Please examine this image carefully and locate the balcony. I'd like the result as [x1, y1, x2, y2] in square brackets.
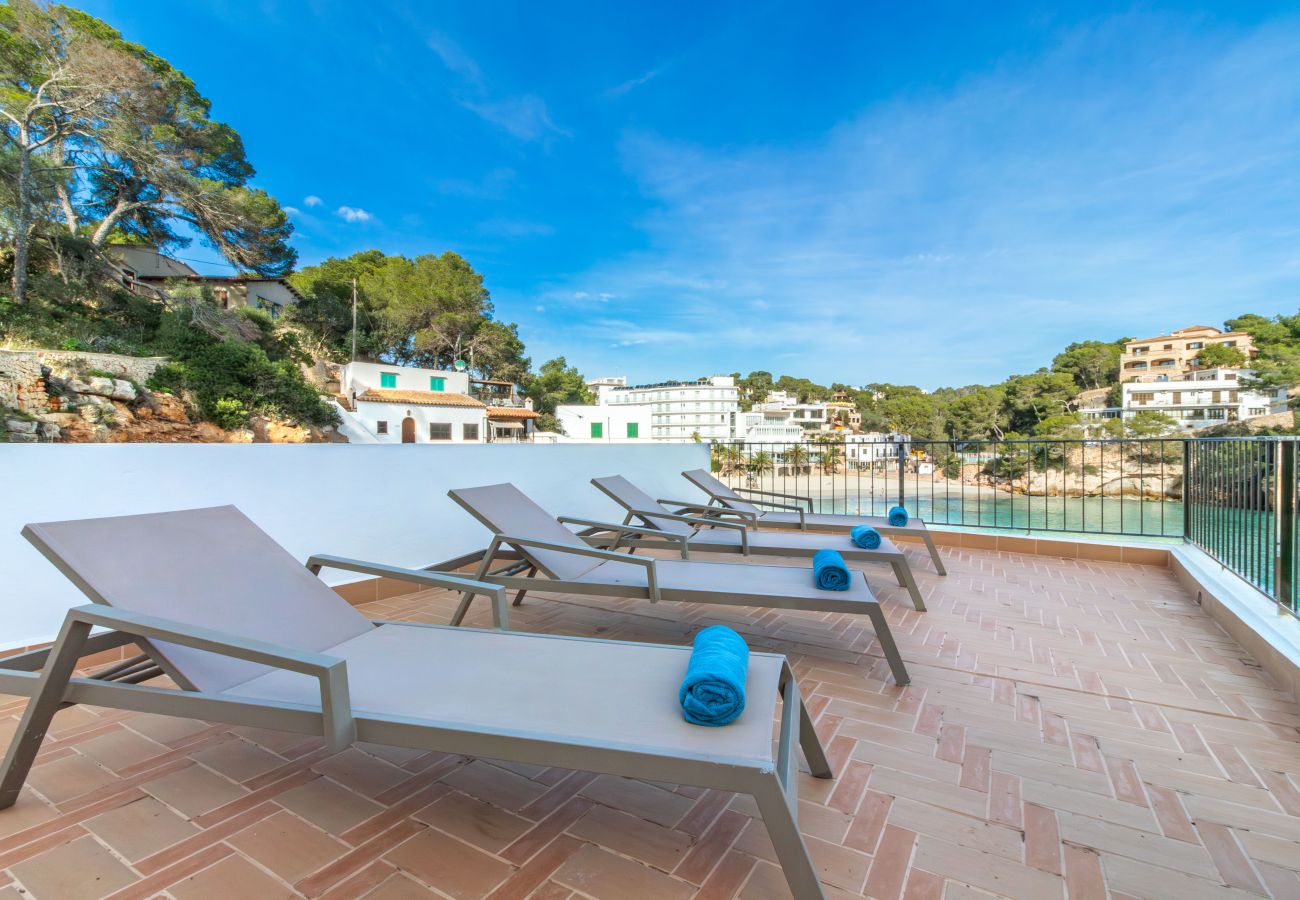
[0, 440, 1296, 898]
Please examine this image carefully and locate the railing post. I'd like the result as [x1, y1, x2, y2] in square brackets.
[1182, 439, 1192, 542]
[896, 440, 906, 509]
[1275, 440, 1295, 615]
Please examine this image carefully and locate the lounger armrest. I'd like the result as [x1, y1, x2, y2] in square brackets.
[629, 509, 750, 554]
[306, 555, 510, 630]
[732, 495, 807, 514]
[657, 500, 760, 526]
[65, 605, 355, 750]
[557, 516, 691, 558]
[734, 486, 815, 512]
[495, 534, 660, 602]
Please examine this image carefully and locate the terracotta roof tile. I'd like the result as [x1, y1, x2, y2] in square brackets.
[356, 389, 485, 408]
[485, 407, 540, 420]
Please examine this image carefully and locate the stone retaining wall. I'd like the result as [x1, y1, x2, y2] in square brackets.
[0, 351, 47, 414]
[10, 349, 169, 383]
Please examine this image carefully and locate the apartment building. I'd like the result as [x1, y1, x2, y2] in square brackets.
[1121, 367, 1280, 430]
[753, 391, 833, 434]
[600, 376, 740, 442]
[1120, 325, 1255, 383]
[736, 409, 805, 443]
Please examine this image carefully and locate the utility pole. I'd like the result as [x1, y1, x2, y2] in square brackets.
[350, 278, 358, 363]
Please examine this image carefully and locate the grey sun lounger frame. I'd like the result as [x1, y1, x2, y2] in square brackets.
[0, 506, 837, 900]
[681, 468, 948, 575]
[446, 484, 909, 685]
[589, 475, 925, 611]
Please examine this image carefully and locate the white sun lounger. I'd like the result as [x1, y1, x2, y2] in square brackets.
[682, 468, 948, 575]
[589, 475, 925, 611]
[447, 483, 910, 685]
[0, 505, 837, 899]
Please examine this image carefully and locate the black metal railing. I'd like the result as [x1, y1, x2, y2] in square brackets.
[709, 437, 1298, 616]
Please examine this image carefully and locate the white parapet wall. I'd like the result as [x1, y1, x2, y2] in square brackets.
[0, 442, 710, 649]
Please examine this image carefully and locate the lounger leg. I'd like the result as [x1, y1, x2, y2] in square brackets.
[891, 560, 926, 613]
[511, 566, 538, 607]
[0, 616, 90, 809]
[920, 529, 947, 576]
[865, 604, 910, 685]
[751, 775, 826, 900]
[780, 667, 833, 779]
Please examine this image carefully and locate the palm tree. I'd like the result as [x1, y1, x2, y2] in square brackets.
[820, 445, 843, 475]
[749, 451, 774, 478]
[713, 445, 745, 477]
[784, 444, 810, 474]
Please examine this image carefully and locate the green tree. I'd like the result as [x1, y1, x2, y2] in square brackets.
[819, 445, 843, 474]
[944, 386, 1007, 439]
[0, 1, 295, 301]
[1195, 342, 1247, 369]
[523, 357, 591, 419]
[1002, 371, 1078, 432]
[878, 392, 941, 438]
[286, 250, 386, 357]
[1124, 410, 1179, 437]
[1051, 339, 1124, 389]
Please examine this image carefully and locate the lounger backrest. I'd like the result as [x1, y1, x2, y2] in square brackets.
[448, 484, 607, 580]
[681, 469, 761, 515]
[591, 476, 694, 536]
[23, 506, 373, 694]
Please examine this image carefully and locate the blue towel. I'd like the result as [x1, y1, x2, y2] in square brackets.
[812, 548, 852, 591]
[850, 525, 882, 549]
[679, 625, 749, 726]
[888, 505, 910, 527]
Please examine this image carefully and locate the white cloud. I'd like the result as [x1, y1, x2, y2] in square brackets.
[553, 14, 1300, 387]
[606, 67, 662, 99]
[283, 206, 300, 216]
[337, 206, 372, 223]
[427, 30, 565, 141]
[535, 305, 546, 313]
[304, 195, 323, 208]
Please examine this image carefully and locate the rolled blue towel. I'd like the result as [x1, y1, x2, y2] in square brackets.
[850, 525, 882, 549]
[812, 548, 852, 591]
[679, 625, 749, 726]
[888, 505, 910, 527]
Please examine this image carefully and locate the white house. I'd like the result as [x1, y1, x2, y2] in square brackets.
[600, 376, 740, 442]
[737, 409, 805, 443]
[340, 362, 487, 444]
[752, 392, 833, 434]
[844, 432, 911, 468]
[555, 404, 653, 442]
[1121, 368, 1281, 431]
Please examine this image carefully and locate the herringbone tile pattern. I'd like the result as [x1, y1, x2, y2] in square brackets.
[0, 544, 1296, 899]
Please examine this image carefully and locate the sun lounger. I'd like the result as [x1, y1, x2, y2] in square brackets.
[681, 468, 948, 575]
[0, 505, 838, 899]
[446, 484, 909, 685]
[589, 474, 925, 611]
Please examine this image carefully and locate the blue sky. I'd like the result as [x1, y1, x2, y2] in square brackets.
[74, 1, 1300, 388]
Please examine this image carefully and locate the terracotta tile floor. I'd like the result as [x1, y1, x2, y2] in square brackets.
[1, 544, 1298, 899]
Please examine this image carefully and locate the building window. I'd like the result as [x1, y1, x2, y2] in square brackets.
[1131, 392, 1155, 402]
[380, 373, 398, 389]
[1188, 342, 1204, 349]
[1208, 408, 1226, 419]
[463, 423, 479, 441]
[376, 421, 388, 434]
[1163, 344, 1173, 350]
[429, 423, 452, 440]
[430, 377, 445, 391]
[626, 422, 639, 438]
[591, 422, 603, 439]
[214, 288, 230, 309]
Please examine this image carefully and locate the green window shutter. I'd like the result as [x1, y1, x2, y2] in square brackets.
[430, 377, 445, 391]
[626, 422, 639, 438]
[380, 373, 397, 389]
[591, 422, 603, 439]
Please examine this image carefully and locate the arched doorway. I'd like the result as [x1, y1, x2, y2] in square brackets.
[401, 416, 416, 443]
